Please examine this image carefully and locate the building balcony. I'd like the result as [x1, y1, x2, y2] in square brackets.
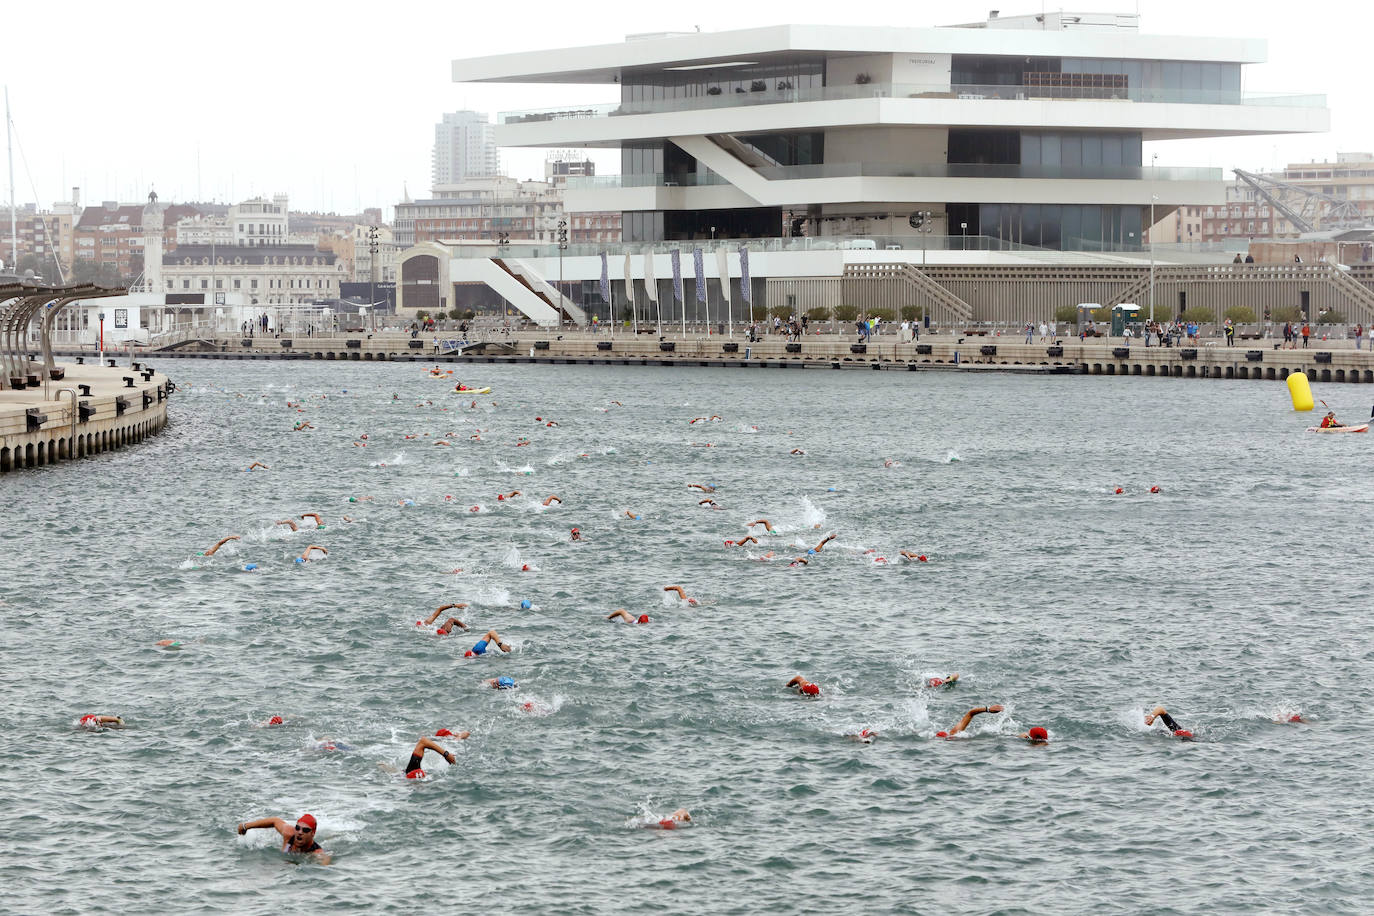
[494, 83, 1327, 146]
[499, 83, 1323, 125]
[563, 162, 1224, 213]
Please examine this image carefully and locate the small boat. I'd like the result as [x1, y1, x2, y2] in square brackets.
[454, 386, 492, 394]
[1305, 424, 1369, 433]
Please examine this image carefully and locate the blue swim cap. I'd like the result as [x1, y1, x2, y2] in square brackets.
[294, 557, 305, 564]
[807, 548, 816, 555]
[827, 487, 836, 492]
[497, 676, 515, 688]
[520, 599, 532, 609]
[243, 563, 258, 571]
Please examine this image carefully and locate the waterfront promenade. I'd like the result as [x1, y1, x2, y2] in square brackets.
[65, 326, 1374, 385]
[0, 360, 171, 472]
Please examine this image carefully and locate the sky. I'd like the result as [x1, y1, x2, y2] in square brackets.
[2, 0, 1368, 218]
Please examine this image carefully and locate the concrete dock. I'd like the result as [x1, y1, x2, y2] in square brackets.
[0, 361, 171, 473]
[76, 330, 1374, 385]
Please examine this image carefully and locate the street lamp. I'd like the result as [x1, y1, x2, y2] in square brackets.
[960, 221, 968, 251]
[557, 217, 568, 326]
[366, 225, 379, 332]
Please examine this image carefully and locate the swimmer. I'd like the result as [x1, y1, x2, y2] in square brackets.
[790, 448, 806, 456]
[298, 545, 328, 562]
[725, 536, 758, 547]
[200, 535, 240, 557]
[747, 520, 774, 533]
[497, 490, 521, 501]
[786, 675, 821, 696]
[844, 728, 878, 744]
[275, 519, 299, 532]
[610, 401, 623, 407]
[300, 512, 323, 527]
[542, 495, 562, 506]
[787, 556, 809, 567]
[263, 715, 285, 727]
[607, 609, 651, 624]
[247, 462, 269, 471]
[687, 484, 716, 494]
[900, 551, 929, 562]
[155, 639, 183, 649]
[698, 499, 722, 510]
[419, 602, 469, 635]
[935, 705, 1004, 738]
[1144, 705, 1194, 739]
[237, 813, 330, 864]
[433, 440, 451, 447]
[399, 735, 461, 779]
[813, 533, 837, 553]
[624, 510, 642, 520]
[1019, 726, 1050, 745]
[78, 714, 124, 729]
[570, 527, 583, 542]
[663, 585, 699, 606]
[352, 440, 367, 447]
[544, 420, 558, 427]
[292, 421, 314, 431]
[341, 515, 354, 523]
[926, 673, 960, 689]
[464, 630, 511, 657]
[650, 808, 692, 829]
[487, 676, 517, 689]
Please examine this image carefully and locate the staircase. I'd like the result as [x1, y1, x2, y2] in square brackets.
[843, 263, 974, 324]
[494, 258, 588, 326]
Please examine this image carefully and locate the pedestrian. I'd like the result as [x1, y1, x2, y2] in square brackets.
[1355, 324, 1364, 351]
[1224, 319, 1235, 347]
[1024, 322, 1033, 344]
[1039, 322, 1048, 342]
[1301, 323, 1311, 348]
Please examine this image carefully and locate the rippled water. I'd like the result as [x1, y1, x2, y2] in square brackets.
[4, 360, 1372, 914]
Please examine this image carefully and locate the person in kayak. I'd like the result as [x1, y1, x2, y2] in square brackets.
[1319, 411, 1345, 429]
[1145, 705, 1194, 739]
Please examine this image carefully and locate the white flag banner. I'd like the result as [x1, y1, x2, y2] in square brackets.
[715, 248, 731, 305]
[643, 251, 658, 303]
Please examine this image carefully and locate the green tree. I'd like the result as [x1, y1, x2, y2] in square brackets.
[1180, 306, 1215, 325]
[415, 310, 430, 321]
[868, 307, 895, 323]
[1317, 309, 1346, 325]
[1270, 305, 1302, 323]
[805, 307, 830, 322]
[768, 305, 792, 320]
[1054, 304, 1078, 323]
[1224, 306, 1256, 324]
[900, 304, 925, 322]
[834, 304, 859, 323]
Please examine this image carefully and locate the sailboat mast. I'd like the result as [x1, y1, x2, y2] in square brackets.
[5, 86, 16, 270]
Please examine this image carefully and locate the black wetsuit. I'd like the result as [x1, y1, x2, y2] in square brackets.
[406, 753, 424, 775]
[1157, 711, 1182, 733]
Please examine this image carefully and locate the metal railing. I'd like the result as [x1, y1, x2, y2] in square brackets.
[499, 83, 1325, 123]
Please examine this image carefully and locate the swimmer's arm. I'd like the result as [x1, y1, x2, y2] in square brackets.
[237, 817, 290, 839]
[606, 609, 635, 623]
[313, 851, 332, 865]
[203, 535, 240, 556]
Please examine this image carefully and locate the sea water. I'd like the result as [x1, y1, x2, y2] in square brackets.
[2, 360, 1371, 914]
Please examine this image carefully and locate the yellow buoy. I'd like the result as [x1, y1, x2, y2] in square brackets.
[1287, 371, 1314, 412]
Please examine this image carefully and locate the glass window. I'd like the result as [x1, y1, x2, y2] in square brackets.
[1124, 133, 1142, 166]
[1042, 134, 1061, 167]
[1062, 205, 1082, 249]
[1022, 133, 1041, 166]
[1040, 205, 1061, 249]
[1161, 62, 1181, 91]
[1082, 135, 1102, 168]
[1081, 205, 1102, 246]
[1102, 135, 1122, 167]
[1061, 135, 1082, 167]
[1021, 204, 1041, 247]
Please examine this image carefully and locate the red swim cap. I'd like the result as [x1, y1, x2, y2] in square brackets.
[406, 769, 425, 779]
[801, 683, 820, 696]
[521, 564, 529, 571]
[535, 417, 542, 422]
[1150, 486, 1160, 493]
[637, 614, 650, 624]
[918, 555, 927, 562]
[435, 728, 454, 737]
[1028, 727, 1049, 741]
[1173, 729, 1193, 739]
[1288, 714, 1303, 723]
[522, 702, 535, 711]
[936, 731, 949, 738]
[497, 494, 505, 501]
[268, 716, 284, 726]
[80, 715, 97, 725]
[928, 678, 944, 687]
[1114, 487, 1123, 494]
[470, 506, 479, 512]
[658, 819, 677, 830]
[464, 650, 475, 657]
[296, 814, 317, 830]
[860, 729, 872, 737]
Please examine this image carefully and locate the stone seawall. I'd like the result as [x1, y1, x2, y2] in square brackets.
[0, 363, 171, 473]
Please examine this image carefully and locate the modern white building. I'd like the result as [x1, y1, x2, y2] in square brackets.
[433, 111, 500, 190]
[230, 195, 290, 247]
[403, 11, 1330, 325]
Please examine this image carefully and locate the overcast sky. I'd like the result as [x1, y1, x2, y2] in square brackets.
[2, 0, 1366, 217]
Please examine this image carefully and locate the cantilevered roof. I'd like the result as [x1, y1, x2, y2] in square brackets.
[452, 23, 1266, 84]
